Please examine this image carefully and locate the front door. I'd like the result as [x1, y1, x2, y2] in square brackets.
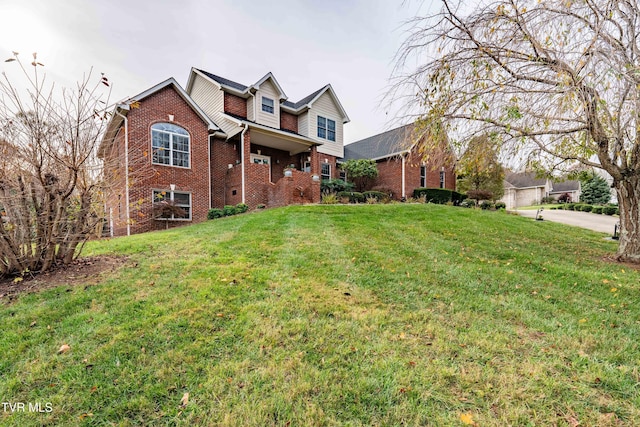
[250, 153, 271, 182]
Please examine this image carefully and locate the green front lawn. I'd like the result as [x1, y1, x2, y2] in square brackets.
[1, 204, 638, 426]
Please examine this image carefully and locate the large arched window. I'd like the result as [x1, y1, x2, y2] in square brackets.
[151, 123, 190, 168]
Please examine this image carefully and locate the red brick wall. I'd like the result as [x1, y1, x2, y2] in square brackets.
[370, 146, 456, 200]
[211, 137, 240, 208]
[224, 93, 247, 118]
[107, 85, 211, 236]
[280, 111, 298, 133]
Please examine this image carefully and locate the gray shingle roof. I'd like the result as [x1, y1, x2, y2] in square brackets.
[282, 86, 327, 109]
[197, 69, 248, 91]
[504, 172, 548, 188]
[551, 180, 580, 192]
[342, 124, 414, 161]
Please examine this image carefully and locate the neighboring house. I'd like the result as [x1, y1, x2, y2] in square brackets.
[500, 171, 581, 209]
[99, 70, 349, 236]
[341, 124, 456, 199]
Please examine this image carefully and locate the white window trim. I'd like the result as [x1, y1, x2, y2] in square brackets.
[151, 123, 191, 169]
[261, 96, 275, 114]
[420, 165, 427, 188]
[440, 170, 446, 189]
[152, 189, 192, 221]
[317, 115, 336, 142]
[321, 163, 331, 181]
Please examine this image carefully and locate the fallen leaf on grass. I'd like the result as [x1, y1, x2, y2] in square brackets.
[180, 392, 189, 407]
[58, 344, 70, 354]
[460, 413, 475, 425]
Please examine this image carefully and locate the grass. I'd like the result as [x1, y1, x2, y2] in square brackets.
[1, 204, 639, 426]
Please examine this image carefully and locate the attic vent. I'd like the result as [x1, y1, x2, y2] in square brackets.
[168, 114, 174, 122]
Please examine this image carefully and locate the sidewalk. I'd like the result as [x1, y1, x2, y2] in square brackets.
[515, 208, 619, 234]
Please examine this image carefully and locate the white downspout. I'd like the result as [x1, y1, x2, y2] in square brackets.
[115, 108, 131, 236]
[401, 154, 406, 199]
[240, 124, 248, 204]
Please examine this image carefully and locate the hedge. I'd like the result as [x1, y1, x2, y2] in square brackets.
[363, 191, 389, 202]
[412, 188, 466, 204]
[337, 191, 365, 203]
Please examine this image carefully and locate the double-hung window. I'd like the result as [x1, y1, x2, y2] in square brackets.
[321, 163, 331, 181]
[420, 166, 427, 188]
[262, 97, 274, 114]
[151, 123, 190, 168]
[153, 190, 191, 220]
[317, 116, 336, 142]
[439, 170, 446, 188]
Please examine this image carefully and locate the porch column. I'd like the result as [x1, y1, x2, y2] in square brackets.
[310, 145, 321, 203]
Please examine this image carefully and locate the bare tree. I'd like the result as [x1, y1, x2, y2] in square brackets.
[0, 52, 110, 277]
[389, 0, 640, 262]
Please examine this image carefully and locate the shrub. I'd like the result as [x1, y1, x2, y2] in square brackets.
[558, 192, 572, 203]
[363, 191, 389, 203]
[337, 191, 364, 203]
[257, 204, 266, 210]
[460, 200, 476, 208]
[467, 189, 494, 202]
[207, 208, 224, 219]
[580, 204, 593, 212]
[321, 178, 354, 194]
[223, 205, 237, 216]
[591, 206, 603, 214]
[494, 201, 506, 209]
[603, 205, 617, 215]
[321, 193, 339, 204]
[566, 203, 576, 211]
[541, 196, 555, 204]
[480, 201, 494, 210]
[235, 203, 249, 213]
[413, 188, 466, 204]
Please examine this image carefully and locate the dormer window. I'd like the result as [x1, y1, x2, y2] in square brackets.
[317, 116, 336, 142]
[262, 96, 274, 114]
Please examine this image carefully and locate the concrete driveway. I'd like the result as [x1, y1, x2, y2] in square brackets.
[515, 208, 619, 234]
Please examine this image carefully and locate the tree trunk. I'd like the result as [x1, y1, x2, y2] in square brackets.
[616, 176, 640, 263]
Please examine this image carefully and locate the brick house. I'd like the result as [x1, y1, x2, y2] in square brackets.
[99, 70, 349, 236]
[341, 124, 456, 199]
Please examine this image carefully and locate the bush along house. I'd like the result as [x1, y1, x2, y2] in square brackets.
[341, 124, 456, 200]
[99, 70, 350, 236]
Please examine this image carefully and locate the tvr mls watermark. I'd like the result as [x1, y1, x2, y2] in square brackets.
[2, 402, 53, 413]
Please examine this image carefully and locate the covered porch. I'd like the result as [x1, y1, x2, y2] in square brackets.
[224, 123, 322, 208]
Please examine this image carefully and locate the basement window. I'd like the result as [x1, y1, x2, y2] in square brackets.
[153, 190, 191, 221]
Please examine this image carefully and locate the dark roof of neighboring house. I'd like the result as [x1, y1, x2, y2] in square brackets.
[504, 171, 580, 191]
[504, 171, 548, 188]
[550, 180, 580, 192]
[196, 69, 249, 91]
[342, 124, 414, 161]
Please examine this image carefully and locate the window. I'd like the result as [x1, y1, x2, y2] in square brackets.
[321, 163, 331, 181]
[302, 161, 311, 173]
[440, 170, 446, 188]
[262, 97, 274, 114]
[317, 116, 336, 141]
[153, 190, 191, 220]
[151, 123, 190, 168]
[420, 166, 427, 188]
[339, 169, 347, 182]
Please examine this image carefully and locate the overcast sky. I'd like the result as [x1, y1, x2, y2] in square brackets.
[0, 0, 438, 143]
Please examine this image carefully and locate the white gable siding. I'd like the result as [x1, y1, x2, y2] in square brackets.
[255, 80, 280, 129]
[189, 74, 241, 137]
[247, 93, 255, 121]
[298, 112, 309, 137]
[190, 74, 223, 118]
[310, 92, 343, 158]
